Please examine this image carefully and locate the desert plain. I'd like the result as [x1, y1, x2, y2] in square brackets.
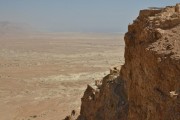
[0, 33, 124, 120]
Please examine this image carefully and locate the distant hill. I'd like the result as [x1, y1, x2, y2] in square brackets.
[0, 21, 34, 37]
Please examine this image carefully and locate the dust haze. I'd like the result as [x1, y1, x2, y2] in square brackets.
[0, 22, 124, 120]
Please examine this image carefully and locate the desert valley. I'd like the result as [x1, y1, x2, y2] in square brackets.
[0, 1, 180, 120]
[0, 33, 124, 120]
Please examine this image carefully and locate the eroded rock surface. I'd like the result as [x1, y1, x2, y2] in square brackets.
[64, 4, 180, 120]
[121, 3, 180, 120]
[77, 67, 128, 120]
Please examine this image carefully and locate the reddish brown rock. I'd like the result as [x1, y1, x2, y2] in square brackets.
[121, 4, 180, 120]
[77, 73, 128, 120]
[64, 4, 180, 120]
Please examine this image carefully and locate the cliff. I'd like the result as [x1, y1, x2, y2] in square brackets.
[121, 3, 180, 120]
[64, 4, 180, 120]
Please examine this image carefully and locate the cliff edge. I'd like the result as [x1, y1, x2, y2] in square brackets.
[64, 4, 180, 120]
[121, 3, 180, 120]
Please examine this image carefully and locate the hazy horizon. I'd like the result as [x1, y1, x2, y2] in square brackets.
[0, 0, 179, 33]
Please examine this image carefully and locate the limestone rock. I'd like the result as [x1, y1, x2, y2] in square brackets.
[121, 3, 180, 120]
[77, 74, 128, 120]
[63, 3, 180, 120]
[175, 3, 180, 12]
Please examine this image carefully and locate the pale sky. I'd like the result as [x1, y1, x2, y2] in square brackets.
[0, 0, 179, 33]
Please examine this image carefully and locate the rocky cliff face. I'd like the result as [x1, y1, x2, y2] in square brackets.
[121, 3, 180, 120]
[77, 68, 128, 120]
[64, 4, 180, 120]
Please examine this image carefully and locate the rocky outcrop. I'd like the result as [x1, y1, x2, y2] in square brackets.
[63, 110, 77, 120]
[77, 67, 128, 120]
[121, 3, 180, 120]
[64, 4, 180, 120]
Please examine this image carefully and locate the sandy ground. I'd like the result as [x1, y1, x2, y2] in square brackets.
[0, 33, 124, 120]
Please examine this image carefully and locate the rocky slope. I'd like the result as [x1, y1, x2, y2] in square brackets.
[121, 3, 180, 120]
[64, 4, 180, 120]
